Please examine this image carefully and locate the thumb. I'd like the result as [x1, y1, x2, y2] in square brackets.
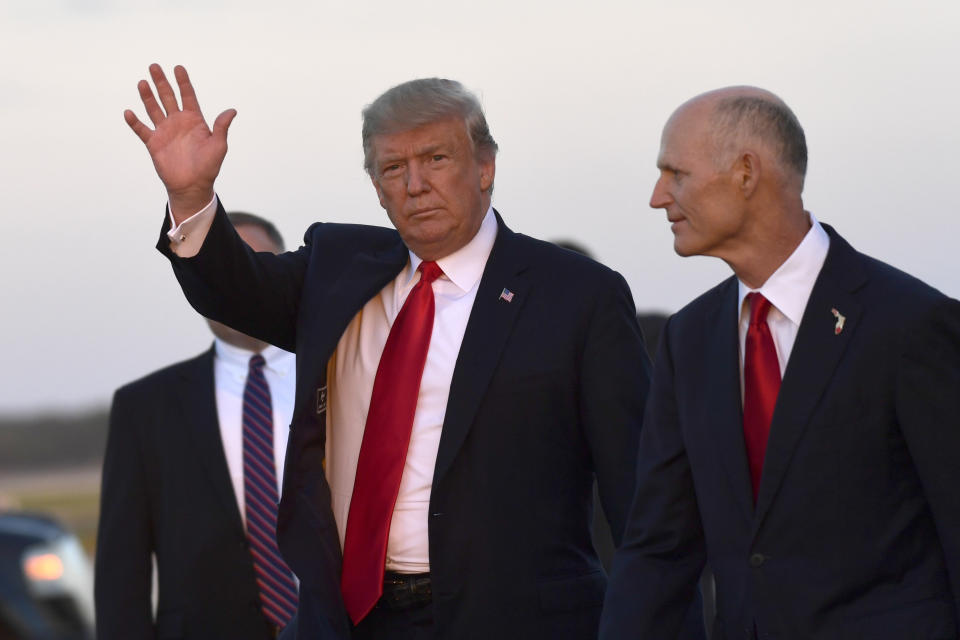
[212, 108, 237, 141]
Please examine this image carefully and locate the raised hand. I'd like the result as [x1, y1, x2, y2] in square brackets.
[125, 64, 237, 221]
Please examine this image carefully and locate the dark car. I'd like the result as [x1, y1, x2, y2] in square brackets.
[0, 511, 94, 640]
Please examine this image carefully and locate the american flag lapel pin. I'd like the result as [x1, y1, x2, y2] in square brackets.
[499, 288, 515, 303]
[831, 308, 846, 335]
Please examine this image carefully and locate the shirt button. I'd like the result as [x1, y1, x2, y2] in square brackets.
[749, 553, 766, 568]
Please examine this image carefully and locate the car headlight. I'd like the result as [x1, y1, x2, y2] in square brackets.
[23, 551, 65, 582]
[21, 534, 95, 627]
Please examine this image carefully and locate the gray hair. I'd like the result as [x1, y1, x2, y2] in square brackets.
[712, 95, 807, 187]
[227, 211, 285, 252]
[361, 78, 498, 175]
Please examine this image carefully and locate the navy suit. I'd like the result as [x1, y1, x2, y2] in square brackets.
[96, 348, 277, 639]
[159, 203, 652, 639]
[600, 226, 960, 639]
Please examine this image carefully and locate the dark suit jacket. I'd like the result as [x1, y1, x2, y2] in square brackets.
[158, 203, 652, 639]
[600, 226, 960, 640]
[95, 348, 276, 639]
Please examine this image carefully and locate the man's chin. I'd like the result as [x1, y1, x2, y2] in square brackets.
[402, 222, 457, 257]
[673, 237, 695, 258]
[405, 235, 450, 262]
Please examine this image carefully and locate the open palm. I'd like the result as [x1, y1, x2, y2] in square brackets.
[125, 64, 236, 218]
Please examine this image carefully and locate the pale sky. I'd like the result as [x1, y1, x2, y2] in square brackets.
[1, 0, 958, 413]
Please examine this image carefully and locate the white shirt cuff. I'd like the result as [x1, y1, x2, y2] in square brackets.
[166, 194, 219, 258]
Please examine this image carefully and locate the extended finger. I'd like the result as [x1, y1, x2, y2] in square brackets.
[124, 109, 153, 145]
[212, 108, 238, 141]
[137, 79, 166, 126]
[149, 63, 181, 115]
[174, 65, 203, 115]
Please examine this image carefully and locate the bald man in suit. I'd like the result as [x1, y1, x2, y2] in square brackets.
[601, 87, 960, 639]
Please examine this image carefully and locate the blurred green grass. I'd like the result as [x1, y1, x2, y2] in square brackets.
[3, 468, 101, 555]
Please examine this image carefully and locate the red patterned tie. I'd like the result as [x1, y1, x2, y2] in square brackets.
[742, 293, 781, 502]
[340, 261, 443, 624]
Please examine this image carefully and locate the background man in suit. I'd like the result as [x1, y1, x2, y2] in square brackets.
[600, 86, 960, 639]
[95, 212, 299, 639]
[122, 65, 657, 639]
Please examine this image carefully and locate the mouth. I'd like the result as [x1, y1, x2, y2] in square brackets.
[409, 207, 442, 218]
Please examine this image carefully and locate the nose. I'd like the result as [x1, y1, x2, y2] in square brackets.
[405, 161, 430, 196]
[649, 175, 671, 209]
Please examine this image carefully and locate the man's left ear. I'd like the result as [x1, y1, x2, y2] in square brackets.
[480, 157, 496, 193]
[737, 151, 760, 198]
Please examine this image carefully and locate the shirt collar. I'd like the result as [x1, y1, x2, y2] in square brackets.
[213, 337, 295, 377]
[405, 206, 497, 294]
[737, 211, 831, 326]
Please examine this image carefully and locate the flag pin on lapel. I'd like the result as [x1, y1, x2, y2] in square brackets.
[499, 288, 515, 303]
[831, 308, 846, 335]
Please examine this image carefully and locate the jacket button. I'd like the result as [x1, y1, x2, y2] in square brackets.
[749, 553, 766, 568]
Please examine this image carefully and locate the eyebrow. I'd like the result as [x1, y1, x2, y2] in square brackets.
[378, 142, 451, 166]
[413, 142, 450, 157]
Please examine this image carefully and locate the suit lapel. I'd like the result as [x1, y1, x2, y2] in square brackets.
[705, 279, 756, 521]
[316, 240, 409, 357]
[433, 215, 528, 482]
[296, 238, 409, 419]
[179, 347, 245, 535]
[752, 227, 867, 528]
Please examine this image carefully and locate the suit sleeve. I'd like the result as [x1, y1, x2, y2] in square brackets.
[579, 271, 651, 543]
[896, 295, 960, 616]
[599, 317, 707, 639]
[94, 387, 156, 640]
[156, 199, 310, 352]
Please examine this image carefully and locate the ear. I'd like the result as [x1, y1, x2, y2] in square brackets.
[735, 151, 761, 198]
[478, 155, 496, 193]
[370, 173, 388, 210]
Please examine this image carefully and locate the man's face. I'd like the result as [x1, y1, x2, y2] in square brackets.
[369, 118, 495, 261]
[649, 104, 745, 260]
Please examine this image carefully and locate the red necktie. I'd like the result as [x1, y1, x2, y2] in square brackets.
[340, 261, 443, 624]
[742, 293, 781, 502]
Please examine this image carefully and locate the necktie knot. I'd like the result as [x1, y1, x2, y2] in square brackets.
[418, 261, 443, 285]
[747, 292, 773, 327]
[249, 353, 266, 372]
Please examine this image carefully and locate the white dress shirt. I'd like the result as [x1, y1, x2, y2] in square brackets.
[212, 337, 296, 525]
[168, 197, 497, 573]
[737, 212, 831, 386]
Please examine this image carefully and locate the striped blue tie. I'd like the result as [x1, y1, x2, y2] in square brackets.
[242, 354, 298, 627]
